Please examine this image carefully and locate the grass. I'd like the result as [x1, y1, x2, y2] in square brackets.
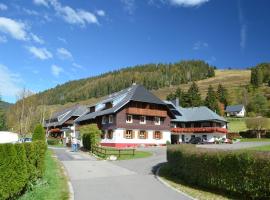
[246, 145, 270, 151]
[240, 138, 270, 142]
[159, 164, 232, 200]
[19, 150, 69, 200]
[227, 118, 247, 132]
[93, 147, 152, 160]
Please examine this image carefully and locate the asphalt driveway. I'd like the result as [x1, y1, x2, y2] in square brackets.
[52, 147, 192, 200]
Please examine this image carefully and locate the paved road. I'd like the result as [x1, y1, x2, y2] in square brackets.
[197, 142, 270, 150]
[52, 147, 192, 200]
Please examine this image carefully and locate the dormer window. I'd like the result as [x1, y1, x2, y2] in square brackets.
[154, 117, 160, 125]
[140, 116, 146, 124]
[109, 115, 113, 123]
[126, 115, 133, 123]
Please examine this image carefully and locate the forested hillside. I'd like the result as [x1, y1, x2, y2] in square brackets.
[0, 101, 12, 110]
[33, 60, 215, 105]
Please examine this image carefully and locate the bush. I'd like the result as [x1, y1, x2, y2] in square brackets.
[80, 124, 101, 151]
[0, 141, 47, 200]
[227, 132, 241, 140]
[167, 144, 270, 199]
[32, 123, 46, 141]
[47, 138, 60, 145]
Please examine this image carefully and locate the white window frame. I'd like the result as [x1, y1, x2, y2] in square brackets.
[140, 116, 146, 124]
[109, 115, 113, 124]
[102, 116, 106, 124]
[154, 117, 160, 125]
[126, 115, 133, 123]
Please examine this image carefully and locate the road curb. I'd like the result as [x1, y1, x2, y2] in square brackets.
[155, 166, 196, 200]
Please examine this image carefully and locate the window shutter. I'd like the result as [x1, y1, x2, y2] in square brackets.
[160, 132, 163, 139]
[153, 132, 155, 139]
[132, 131, 135, 139]
[124, 130, 126, 139]
[145, 131, 148, 139]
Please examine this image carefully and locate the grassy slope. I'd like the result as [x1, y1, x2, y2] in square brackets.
[227, 118, 248, 132]
[45, 70, 251, 114]
[19, 150, 69, 200]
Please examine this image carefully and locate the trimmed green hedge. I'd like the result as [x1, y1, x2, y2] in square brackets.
[167, 145, 270, 199]
[47, 138, 61, 145]
[0, 141, 47, 200]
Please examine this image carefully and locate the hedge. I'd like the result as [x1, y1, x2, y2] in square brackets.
[80, 124, 101, 151]
[47, 138, 61, 146]
[0, 141, 47, 200]
[167, 145, 270, 199]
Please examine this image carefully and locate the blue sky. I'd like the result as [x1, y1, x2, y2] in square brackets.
[0, 0, 269, 103]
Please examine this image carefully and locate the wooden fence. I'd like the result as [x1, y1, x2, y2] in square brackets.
[92, 146, 135, 158]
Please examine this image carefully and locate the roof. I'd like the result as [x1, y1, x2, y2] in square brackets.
[164, 100, 227, 123]
[45, 105, 88, 127]
[76, 84, 166, 123]
[225, 104, 244, 113]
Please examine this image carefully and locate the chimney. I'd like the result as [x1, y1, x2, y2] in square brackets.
[172, 98, 179, 107]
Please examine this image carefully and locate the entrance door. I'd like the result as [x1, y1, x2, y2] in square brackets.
[181, 135, 185, 143]
[171, 135, 179, 144]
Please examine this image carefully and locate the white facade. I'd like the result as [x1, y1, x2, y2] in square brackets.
[101, 129, 171, 147]
[227, 107, 246, 118]
[0, 132, 19, 144]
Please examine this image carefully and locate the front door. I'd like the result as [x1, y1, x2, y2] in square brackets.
[181, 135, 185, 143]
[171, 135, 179, 144]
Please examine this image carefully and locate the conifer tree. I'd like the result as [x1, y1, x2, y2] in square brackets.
[0, 95, 6, 131]
[186, 82, 202, 107]
[217, 84, 229, 107]
[205, 85, 221, 114]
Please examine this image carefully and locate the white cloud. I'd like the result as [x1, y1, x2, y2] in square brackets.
[57, 37, 67, 44]
[57, 47, 73, 60]
[193, 41, 208, 50]
[51, 64, 63, 77]
[23, 8, 39, 16]
[121, 0, 136, 14]
[31, 33, 45, 44]
[0, 3, 8, 11]
[72, 62, 83, 69]
[0, 64, 22, 98]
[0, 17, 28, 41]
[169, 0, 209, 7]
[96, 10, 105, 17]
[26, 46, 53, 60]
[33, 0, 49, 7]
[0, 35, 7, 43]
[34, 0, 99, 26]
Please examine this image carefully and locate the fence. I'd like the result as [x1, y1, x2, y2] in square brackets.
[92, 146, 135, 158]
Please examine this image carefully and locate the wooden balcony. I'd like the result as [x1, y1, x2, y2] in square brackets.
[126, 107, 167, 117]
[171, 127, 228, 134]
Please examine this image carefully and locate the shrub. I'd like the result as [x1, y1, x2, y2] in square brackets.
[0, 141, 47, 200]
[167, 145, 270, 199]
[227, 132, 241, 140]
[32, 123, 46, 141]
[47, 138, 60, 145]
[80, 124, 101, 151]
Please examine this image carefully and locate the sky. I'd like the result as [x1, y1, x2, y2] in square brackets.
[0, 0, 269, 103]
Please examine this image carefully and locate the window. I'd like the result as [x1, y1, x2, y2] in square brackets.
[154, 117, 160, 125]
[109, 115, 113, 123]
[125, 130, 133, 139]
[154, 131, 162, 140]
[102, 116, 107, 124]
[107, 130, 113, 139]
[139, 130, 147, 139]
[101, 131, 106, 139]
[140, 116, 146, 124]
[126, 115, 133, 123]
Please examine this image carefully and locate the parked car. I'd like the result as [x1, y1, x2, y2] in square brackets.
[18, 137, 32, 143]
[189, 137, 202, 144]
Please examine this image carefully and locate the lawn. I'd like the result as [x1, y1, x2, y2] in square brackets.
[19, 150, 69, 200]
[158, 164, 231, 200]
[240, 138, 270, 142]
[227, 118, 247, 132]
[93, 147, 152, 160]
[247, 145, 270, 151]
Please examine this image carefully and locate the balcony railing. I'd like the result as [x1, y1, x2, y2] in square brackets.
[171, 127, 228, 134]
[126, 107, 167, 117]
